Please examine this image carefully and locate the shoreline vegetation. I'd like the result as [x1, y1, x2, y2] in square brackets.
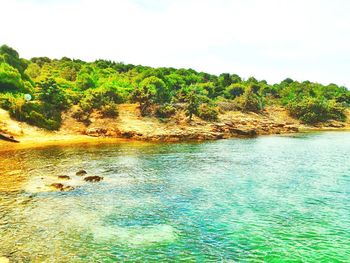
[0, 44, 350, 148]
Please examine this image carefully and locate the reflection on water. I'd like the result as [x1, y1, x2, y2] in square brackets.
[1, 132, 350, 262]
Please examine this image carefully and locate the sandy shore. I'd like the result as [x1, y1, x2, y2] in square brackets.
[0, 134, 136, 152]
[2, 128, 350, 153]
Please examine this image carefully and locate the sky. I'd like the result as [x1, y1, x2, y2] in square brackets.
[1, 0, 350, 87]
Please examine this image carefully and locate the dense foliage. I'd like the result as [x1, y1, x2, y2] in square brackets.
[287, 98, 346, 124]
[0, 44, 349, 129]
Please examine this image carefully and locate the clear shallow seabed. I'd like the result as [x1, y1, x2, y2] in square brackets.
[0, 132, 350, 262]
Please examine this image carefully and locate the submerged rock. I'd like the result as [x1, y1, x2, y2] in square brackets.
[84, 176, 104, 182]
[58, 175, 71, 180]
[231, 128, 257, 136]
[49, 183, 74, 192]
[76, 170, 87, 176]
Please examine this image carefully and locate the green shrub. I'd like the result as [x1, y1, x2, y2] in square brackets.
[76, 73, 95, 90]
[72, 107, 91, 124]
[155, 104, 176, 118]
[234, 86, 261, 112]
[82, 85, 125, 111]
[100, 101, 119, 118]
[0, 63, 25, 91]
[224, 84, 245, 99]
[78, 95, 94, 113]
[5, 98, 61, 130]
[287, 97, 346, 124]
[327, 100, 347, 121]
[38, 78, 69, 111]
[27, 111, 60, 130]
[197, 103, 219, 121]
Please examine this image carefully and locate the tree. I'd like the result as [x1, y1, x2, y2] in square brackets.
[0, 63, 24, 91]
[185, 89, 200, 121]
[218, 73, 232, 88]
[38, 78, 68, 111]
[132, 79, 157, 115]
[287, 97, 346, 124]
[224, 83, 245, 99]
[76, 73, 95, 90]
[197, 103, 219, 121]
[234, 86, 261, 112]
[183, 85, 208, 120]
[132, 76, 169, 115]
[31, 57, 52, 67]
[25, 63, 41, 79]
[230, 74, 242, 84]
[0, 45, 28, 76]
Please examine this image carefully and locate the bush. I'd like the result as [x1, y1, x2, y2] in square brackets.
[72, 107, 91, 124]
[85, 86, 125, 109]
[234, 87, 261, 112]
[197, 103, 219, 121]
[76, 73, 95, 90]
[224, 84, 245, 99]
[27, 111, 60, 130]
[287, 97, 346, 124]
[217, 101, 236, 112]
[5, 98, 61, 130]
[38, 78, 69, 111]
[155, 104, 176, 118]
[0, 63, 25, 91]
[77, 93, 95, 113]
[100, 101, 119, 118]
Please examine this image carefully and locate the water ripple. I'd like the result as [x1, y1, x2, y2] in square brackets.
[0, 132, 350, 262]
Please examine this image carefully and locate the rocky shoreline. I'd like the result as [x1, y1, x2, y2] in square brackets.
[84, 119, 300, 141]
[77, 104, 307, 142]
[1, 105, 350, 147]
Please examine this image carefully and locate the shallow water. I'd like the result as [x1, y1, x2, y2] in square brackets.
[0, 132, 350, 262]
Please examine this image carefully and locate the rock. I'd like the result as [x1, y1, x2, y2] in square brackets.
[106, 128, 121, 137]
[275, 123, 286, 128]
[224, 121, 234, 127]
[121, 131, 138, 138]
[84, 176, 104, 182]
[212, 124, 226, 133]
[285, 125, 299, 132]
[62, 186, 75, 192]
[86, 127, 107, 137]
[326, 120, 345, 128]
[76, 170, 87, 176]
[50, 183, 64, 190]
[231, 128, 257, 136]
[58, 175, 71, 180]
[49, 183, 74, 192]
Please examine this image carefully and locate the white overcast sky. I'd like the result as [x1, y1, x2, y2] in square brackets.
[1, 0, 350, 87]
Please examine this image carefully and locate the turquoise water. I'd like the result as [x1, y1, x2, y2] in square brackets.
[0, 132, 350, 262]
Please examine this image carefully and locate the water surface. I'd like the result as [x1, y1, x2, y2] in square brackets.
[1, 132, 350, 262]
